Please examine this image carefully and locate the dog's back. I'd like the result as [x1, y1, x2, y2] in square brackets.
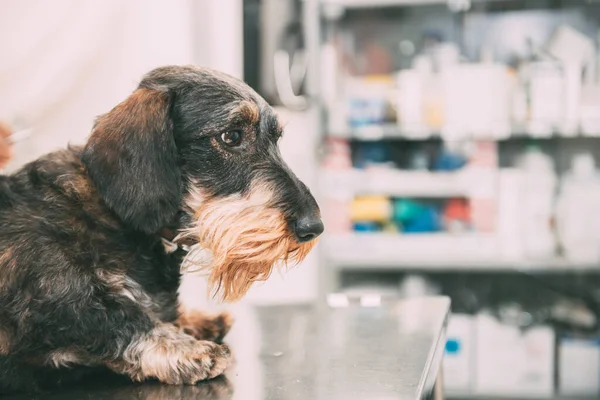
[0, 174, 14, 211]
[0, 149, 103, 392]
[0, 175, 22, 391]
[0, 149, 130, 393]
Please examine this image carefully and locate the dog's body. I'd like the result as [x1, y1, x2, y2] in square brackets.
[0, 147, 186, 391]
[0, 66, 322, 393]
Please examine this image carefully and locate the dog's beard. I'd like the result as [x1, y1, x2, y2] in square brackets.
[177, 184, 317, 302]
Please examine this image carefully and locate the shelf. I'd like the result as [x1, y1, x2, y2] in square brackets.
[320, 0, 561, 10]
[331, 124, 425, 141]
[323, 0, 446, 8]
[320, 168, 495, 198]
[447, 395, 598, 400]
[328, 124, 600, 141]
[323, 234, 600, 272]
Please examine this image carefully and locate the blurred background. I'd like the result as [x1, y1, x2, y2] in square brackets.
[3, 0, 600, 398]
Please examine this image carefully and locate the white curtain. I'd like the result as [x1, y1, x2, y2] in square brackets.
[1, 0, 321, 306]
[0, 0, 194, 171]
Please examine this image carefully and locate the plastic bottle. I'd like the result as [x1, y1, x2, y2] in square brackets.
[517, 144, 557, 259]
[556, 153, 600, 263]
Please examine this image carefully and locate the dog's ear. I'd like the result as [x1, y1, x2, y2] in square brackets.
[82, 88, 181, 234]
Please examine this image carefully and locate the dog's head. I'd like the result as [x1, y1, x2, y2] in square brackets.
[82, 66, 323, 301]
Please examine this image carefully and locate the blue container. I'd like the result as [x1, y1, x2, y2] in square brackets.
[354, 142, 390, 168]
[393, 199, 426, 222]
[401, 205, 441, 233]
[353, 221, 381, 233]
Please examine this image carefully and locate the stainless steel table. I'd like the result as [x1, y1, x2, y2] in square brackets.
[8, 296, 450, 400]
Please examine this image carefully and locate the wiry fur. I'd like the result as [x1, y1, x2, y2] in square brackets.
[0, 65, 323, 393]
[179, 183, 317, 301]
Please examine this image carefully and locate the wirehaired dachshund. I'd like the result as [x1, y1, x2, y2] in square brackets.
[0, 66, 323, 393]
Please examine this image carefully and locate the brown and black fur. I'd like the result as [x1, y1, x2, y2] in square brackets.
[0, 66, 323, 393]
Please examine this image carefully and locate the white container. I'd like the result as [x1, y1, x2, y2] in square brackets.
[527, 62, 563, 137]
[559, 337, 600, 396]
[517, 147, 557, 259]
[546, 26, 594, 136]
[396, 69, 427, 138]
[580, 84, 600, 136]
[561, 63, 583, 136]
[444, 314, 475, 395]
[547, 25, 595, 67]
[473, 314, 555, 398]
[442, 64, 511, 140]
[556, 153, 600, 263]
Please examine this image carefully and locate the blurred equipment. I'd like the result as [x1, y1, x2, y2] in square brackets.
[0, 122, 13, 170]
[244, 0, 308, 108]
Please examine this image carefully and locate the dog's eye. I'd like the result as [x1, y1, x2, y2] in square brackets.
[220, 131, 243, 147]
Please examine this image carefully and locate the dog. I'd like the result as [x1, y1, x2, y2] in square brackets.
[0, 65, 323, 393]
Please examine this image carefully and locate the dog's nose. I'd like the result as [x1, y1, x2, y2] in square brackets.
[293, 215, 324, 243]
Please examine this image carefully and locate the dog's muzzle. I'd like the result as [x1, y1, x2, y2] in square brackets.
[178, 182, 322, 302]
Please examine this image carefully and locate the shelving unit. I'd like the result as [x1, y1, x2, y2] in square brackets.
[304, 0, 600, 397]
[325, 233, 600, 271]
[321, 168, 493, 197]
[309, 0, 600, 285]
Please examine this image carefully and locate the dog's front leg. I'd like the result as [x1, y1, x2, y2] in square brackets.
[107, 323, 232, 384]
[35, 295, 232, 385]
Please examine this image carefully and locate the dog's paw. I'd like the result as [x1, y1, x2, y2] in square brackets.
[108, 327, 233, 385]
[169, 340, 232, 385]
[189, 341, 232, 383]
[178, 311, 234, 343]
